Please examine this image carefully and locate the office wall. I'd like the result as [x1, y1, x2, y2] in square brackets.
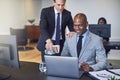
[66, 0, 120, 41]
[0, 0, 26, 35]
[0, 0, 42, 35]
[25, 0, 41, 25]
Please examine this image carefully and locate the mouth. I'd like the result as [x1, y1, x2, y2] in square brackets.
[76, 30, 80, 33]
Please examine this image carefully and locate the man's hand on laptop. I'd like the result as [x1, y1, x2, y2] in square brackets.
[80, 62, 93, 72]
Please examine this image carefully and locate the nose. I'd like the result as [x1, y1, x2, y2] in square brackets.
[59, 5, 64, 10]
[59, 6, 62, 10]
[74, 25, 80, 28]
[76, 26, 79, 29]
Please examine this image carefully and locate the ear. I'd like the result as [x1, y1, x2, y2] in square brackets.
[86, 21, 88, 27]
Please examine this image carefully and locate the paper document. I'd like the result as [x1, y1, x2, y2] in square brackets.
[109, 69, 120, 76]
[89, 69, 120, 80]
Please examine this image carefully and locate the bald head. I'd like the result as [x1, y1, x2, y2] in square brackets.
[73, 13, 88, 35]
[74, 13, 87, 23]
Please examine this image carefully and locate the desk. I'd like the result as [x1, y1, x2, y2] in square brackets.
[0, 61, 93, 80]
[104, 41, 120, 50]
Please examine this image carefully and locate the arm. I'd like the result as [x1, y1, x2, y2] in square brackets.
[90, 38, 107, 71]
[65, 12, 75, 37]
[40, 8, 53, 50]
[40, 8, 51, 42]
[67, 12, 74, 32]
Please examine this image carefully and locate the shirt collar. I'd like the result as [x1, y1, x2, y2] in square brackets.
[83, 30, 88, 38]
[54, 7, 61, 14]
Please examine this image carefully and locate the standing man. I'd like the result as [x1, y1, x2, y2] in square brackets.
[61, 13, 107, 72]
[37, 0, 74, 61]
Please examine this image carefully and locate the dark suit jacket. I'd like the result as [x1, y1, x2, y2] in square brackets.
[37, 6, 74, 53]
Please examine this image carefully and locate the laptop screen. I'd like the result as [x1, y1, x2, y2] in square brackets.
[45, 56, 84, 78]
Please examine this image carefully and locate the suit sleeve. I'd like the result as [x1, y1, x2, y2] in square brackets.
[37, 8, 51, 52]
[90, 38, 107, 71]
[67, 12, 74, 32]
[40, 8, 50, 42]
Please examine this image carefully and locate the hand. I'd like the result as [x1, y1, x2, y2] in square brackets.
[66, 31, 75, 37]
[45, 39, 53, 51]
[80, 62, 93, 72]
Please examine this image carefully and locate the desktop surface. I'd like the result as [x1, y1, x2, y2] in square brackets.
[104, 41, 120, 50]
[0, 61, 93, 80]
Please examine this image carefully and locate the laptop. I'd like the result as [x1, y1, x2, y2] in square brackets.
[45, 55, 84, 79]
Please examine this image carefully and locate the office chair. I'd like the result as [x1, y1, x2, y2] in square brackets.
[10, 27, 34, 51]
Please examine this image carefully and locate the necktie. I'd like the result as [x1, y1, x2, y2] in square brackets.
[55, 13, 60, 45]
[77, 36, 83, 57]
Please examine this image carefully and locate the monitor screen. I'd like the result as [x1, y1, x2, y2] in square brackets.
[0, 35, 20, 69]
[89, 24, 111, 38]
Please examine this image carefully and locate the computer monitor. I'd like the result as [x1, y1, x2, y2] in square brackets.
[0, 35, 20, 69]
[89, 24, 111, 38]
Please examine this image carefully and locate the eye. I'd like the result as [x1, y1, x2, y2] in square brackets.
[74, 24, 80, 26]
[57, 4, 60, 6]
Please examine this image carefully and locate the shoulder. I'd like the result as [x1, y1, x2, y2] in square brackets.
[88, 31, 102, 40]
[41, 6, 54, 12]
[62, 9, 71, 14]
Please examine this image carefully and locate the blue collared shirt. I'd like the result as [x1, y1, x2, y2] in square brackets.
[77, 30, 89, 47]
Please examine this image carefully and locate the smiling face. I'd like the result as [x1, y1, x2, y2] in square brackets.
[73, 13, 88, 35]
[53, 0, 66, 13]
